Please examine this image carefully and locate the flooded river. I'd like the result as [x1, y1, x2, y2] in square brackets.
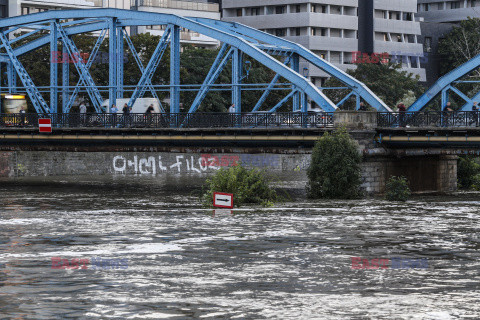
[0, 182, 479, 319]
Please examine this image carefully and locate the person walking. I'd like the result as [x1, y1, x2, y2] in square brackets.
[111, 104, 118, 128]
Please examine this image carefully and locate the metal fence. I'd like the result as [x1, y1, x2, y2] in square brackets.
[0, 112, 334, 129]
[377, 111, 480, 128]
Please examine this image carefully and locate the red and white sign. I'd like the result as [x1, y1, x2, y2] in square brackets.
[213, 192, 234, 209]
[38, 119, 52, 133]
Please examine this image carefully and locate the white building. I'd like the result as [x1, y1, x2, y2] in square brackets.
[135, 0, 220, 48]
[222, 0, 426, 84]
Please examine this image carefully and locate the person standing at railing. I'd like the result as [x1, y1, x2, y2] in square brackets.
[358, 102, 367, 111]
[228, 104, 235, 113]
[145, 104, 154, 127]
[79, 102, 87, 127]
[442, 102, 453, 127]
[472, 102, 479, 127]
[397, 103, 406, 127]
[122, 103, 131, 128]
[111, 104, 118, 128]
[19, 106, 26, 127]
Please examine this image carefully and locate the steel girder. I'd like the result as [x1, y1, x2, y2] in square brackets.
[0, 9, 390, 114]
[408, 53, 480, 112]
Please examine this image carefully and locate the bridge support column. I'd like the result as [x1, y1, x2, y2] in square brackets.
[50, 22, 58, 113]
[108, 18, 117, 113]
[62, 45, 69, 113]
[232, 48, 242, 113]
[361, 155, 458, 195]
[170, 25, 181, 114]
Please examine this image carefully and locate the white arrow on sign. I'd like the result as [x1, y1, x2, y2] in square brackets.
[213, 192, 233, 208]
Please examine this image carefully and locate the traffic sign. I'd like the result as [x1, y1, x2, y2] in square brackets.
[213, 192, 234, 209]
[38, 118, 52, 133]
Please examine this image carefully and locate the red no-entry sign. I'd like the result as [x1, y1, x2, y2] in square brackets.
[38, 118, 52, 133]
[213, 192, 234, 209]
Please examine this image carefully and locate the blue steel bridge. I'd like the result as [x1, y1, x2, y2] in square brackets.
[2, 9, 480, 150]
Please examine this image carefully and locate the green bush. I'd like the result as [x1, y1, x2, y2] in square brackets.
[202, 164, 280, 207]
[385, 176, 411, 202]
[458, 156, 480, 189]
[307, 127, 362, 199]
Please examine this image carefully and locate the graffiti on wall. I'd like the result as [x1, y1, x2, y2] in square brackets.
[112, 154, 283, 175]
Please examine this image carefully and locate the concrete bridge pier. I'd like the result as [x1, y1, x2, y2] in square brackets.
[335, 111, 458, 195]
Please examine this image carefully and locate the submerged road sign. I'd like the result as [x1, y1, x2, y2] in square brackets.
[213, 192, 234, 209]
[39, 119, 52, 133]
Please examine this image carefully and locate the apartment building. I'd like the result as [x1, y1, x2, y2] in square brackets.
[222, 0, 426, 85]
[417, 0, 480, 23]
[416, 0, 480, 84]
[135, 0, 221, 48]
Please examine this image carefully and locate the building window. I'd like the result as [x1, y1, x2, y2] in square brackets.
[275, 6, 286, 14]
[251, 7, 260, 16]
[295, 5, 301, 13]
[236, 9, 242, 17]
[321, 28, 327, 37]
[275, 28, 286, 37]
[311, 28, 317, 36]
[311, 4, 316, 13]
[451, 1, 462, 9]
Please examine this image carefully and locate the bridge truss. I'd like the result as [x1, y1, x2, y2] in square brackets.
[0, 9, 391, 115]
[408, 52, 480, 112]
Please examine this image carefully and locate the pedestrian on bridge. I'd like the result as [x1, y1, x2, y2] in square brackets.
[79, 102, 87, 126]
[111, 104, 118, 128]
[442, 102, 453, 127]
[228, 104, 236, 113]
[122, 103, 131, 128]
[472, 102, 479, 127]
[397, 103, 406, 127]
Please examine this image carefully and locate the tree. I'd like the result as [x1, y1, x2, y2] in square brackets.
[323, 62, 422, 109]
[438, 18, 480, 76]
[7, 32, 292, 113]
[307, 127, 362, 199]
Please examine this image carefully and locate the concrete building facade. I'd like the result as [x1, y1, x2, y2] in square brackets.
[135, 0, 220, 48]
[416, 0, 480, 85]
[222, 0, 426, 86]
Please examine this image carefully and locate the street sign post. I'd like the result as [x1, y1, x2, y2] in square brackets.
[213, 192, 234, 209]
[38, 119, 52, 133]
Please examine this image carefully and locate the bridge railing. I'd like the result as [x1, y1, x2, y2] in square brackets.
[0, 112, 334, 129]
[377, 111, 480, 128]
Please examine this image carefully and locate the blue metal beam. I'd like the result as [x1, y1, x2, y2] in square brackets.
[252, 56, 292, 112]
[66, 29, 107, 113]
[108, 18, 117, 112]
[187, 44, 231, 114]
[409, 53, 480, 112]
[56, 22, 103, 112]
[170, 25, 181, 114]
[268, 90, 297, 113]
[0, 31, 48, 113]
[122, 28, 164, 113]
[117, 26, 124, 99]
[128, 26, 171, 109]
[192, 17, 390, 112]
[50, 22, 58, 113]
[232, 48, 242, 113]
[62, 45, 69, 113]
